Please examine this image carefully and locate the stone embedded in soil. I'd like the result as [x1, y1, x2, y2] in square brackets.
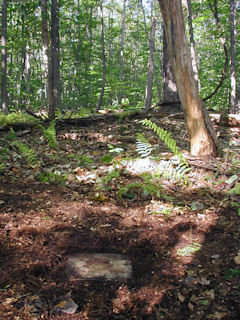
[66, 253, 132, 281]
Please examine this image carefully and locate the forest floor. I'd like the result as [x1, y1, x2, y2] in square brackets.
[0, 109, 240, 319]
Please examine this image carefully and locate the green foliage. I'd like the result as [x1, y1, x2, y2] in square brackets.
[141, 119, 188, 165]
[97, 166, 120, 191]
[101, 154, 113, 164]
[0, 112, 39, 128]
[37, 171, 66, 185]
[119, 173, 163, 200]
[77, 154, 94, 166]
[39, 120, 58, 149]
[138, 119, 190, 184]
[227, 183, 240, 195]
[136, 133, 154, 158]
[12, 140, 39, 167]
[223, 268, 240, 280]
[177, 242, 202, 257]
[155, 161, 191, 185]
[0, 163, 4, 175]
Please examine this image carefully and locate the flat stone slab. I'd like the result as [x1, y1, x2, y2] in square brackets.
[66, 253, 132, 281]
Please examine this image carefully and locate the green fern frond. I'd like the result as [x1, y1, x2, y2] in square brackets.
[39, 120, 57, 149]
[136, 133, 154, 158]
[12, 140, 39, 166]
[141, 119, 188, 166]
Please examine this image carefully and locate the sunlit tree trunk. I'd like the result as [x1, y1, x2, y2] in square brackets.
[145, 11, 156, 111]
[229, 0, 237, 113]
[119, 0, 127, 101]
[49, 0, 60, 120]
[41, 0, 53, 113]
[1, 0, 8, 114]
[158, 0, 218, 157]
[95, 1, 106, 112]
[186, 0, 201, 90]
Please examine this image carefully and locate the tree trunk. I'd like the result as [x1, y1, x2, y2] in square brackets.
[186, 0, 201, 90]
[140, 0, 161, 105]
[49, 0, 60, 120]
[41, 0, 54, 113]
[145, 15, 156, 111]
[119, 0, 127, 101]
[162, 28, 179, 102]
[229, 0, 237, 113]
[158, 0, 218, 157]
[95, 1, 106, 112]
[1, 0, 8, 114]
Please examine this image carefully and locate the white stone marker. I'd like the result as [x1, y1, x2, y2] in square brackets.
[66, 253, 132, 281]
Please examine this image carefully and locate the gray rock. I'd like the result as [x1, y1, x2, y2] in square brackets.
[66, 253, 132, 281]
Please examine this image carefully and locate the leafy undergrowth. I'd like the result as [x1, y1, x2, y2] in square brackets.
[0, 110, 239, 319]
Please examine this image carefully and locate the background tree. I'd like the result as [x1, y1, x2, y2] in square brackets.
[95, 1, 106, 112]
[1, 0, 8, 114]
[49, 0, 60, 120]
[229, 0, 237, 113]
[144, 0, 156, 111]
[41, 0, 53, 114]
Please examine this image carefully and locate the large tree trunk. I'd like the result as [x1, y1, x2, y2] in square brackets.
[158, 0, 217, 157]
[1, 0, 8, 114]
[49, 0, 60, 120]
[162, 28, 179, 102]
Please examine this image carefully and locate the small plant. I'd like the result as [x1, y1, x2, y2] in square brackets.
[77, 154, 94, 166]
[96, 165, 121, 191]
[141, 119, 188, 165]
[136, 133, 154, 158]
[0, 163, 4, 175]
[137, 119, 190, 183]
[8, 130, 39, 167]
[101, 154, 113, 164]
[177, 242, 202, 257]
[12, 140, 39, 167]
[223, 268, 240, 280]
[39, 119, 58, 149]
[38, 171, 66, 185]
[119, 174, 163, 200]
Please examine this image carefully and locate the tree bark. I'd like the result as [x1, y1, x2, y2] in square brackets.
[49, 0, 60, 120]
[145, 3, 156, 111]
[158, 0, 218, 157]
[186, 0, 201, 90]
[95, 1, 106, 112]
[162, 27, 179, 102]
[229, 0, 237, 113]
[140, 0, 161, 104]
[1, 0, 8, 114]
[119, 0, 127, 101]
[40, 0, 54, 113]
[203, 0, 228, 102]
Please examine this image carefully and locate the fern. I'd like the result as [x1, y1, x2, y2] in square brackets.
[141, 119, 188, 166]
[136, 133, 154, 158]
[12, 140, 39, 167]
[119, 174, 163, 200]
[137, 119, 190, 183]
[39, 120, 57, 149]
